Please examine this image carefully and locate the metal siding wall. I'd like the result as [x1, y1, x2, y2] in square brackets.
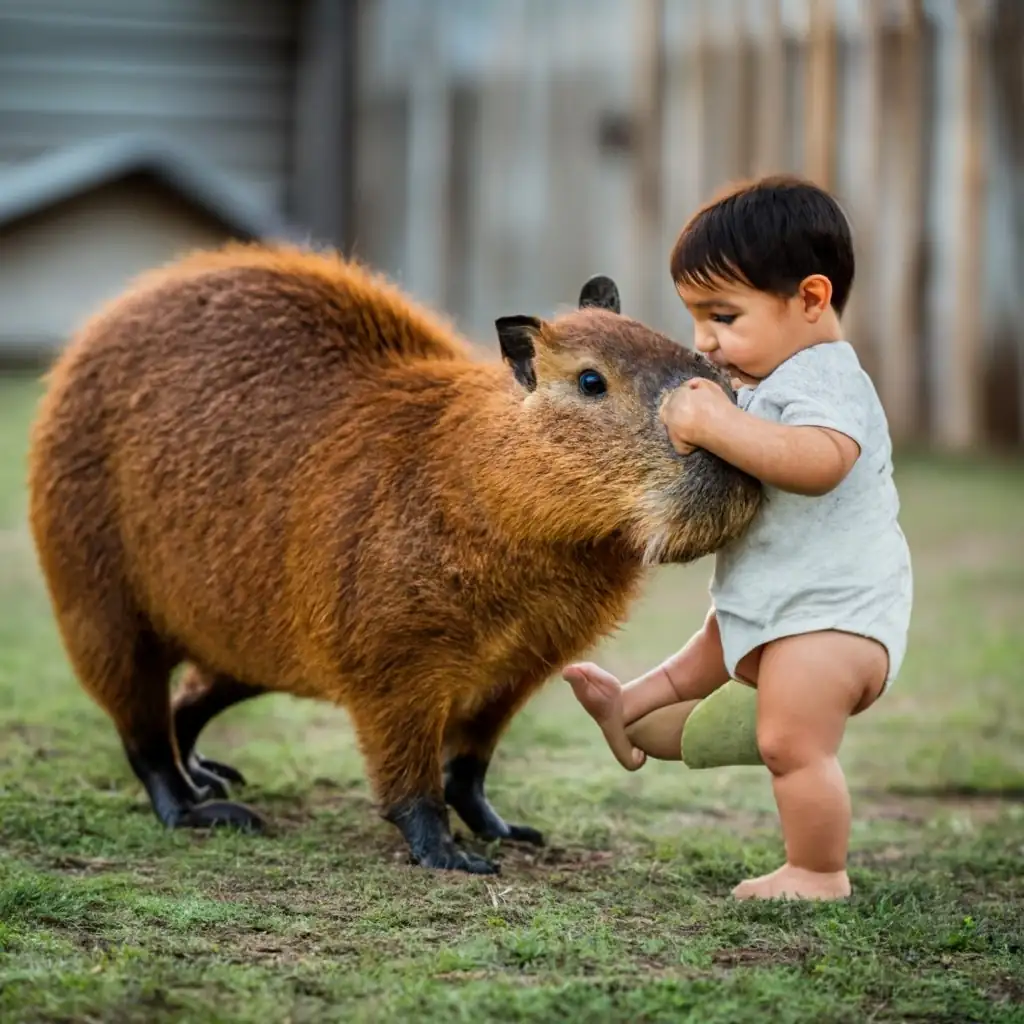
[0, 0, 299, 209]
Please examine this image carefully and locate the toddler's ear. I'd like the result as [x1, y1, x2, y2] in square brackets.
[799, 273, 833, 321]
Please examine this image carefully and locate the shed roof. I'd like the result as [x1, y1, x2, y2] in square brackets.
[0, 134, 303, 241]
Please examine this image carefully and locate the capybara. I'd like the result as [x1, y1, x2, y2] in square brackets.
[27, 244, 760, 874]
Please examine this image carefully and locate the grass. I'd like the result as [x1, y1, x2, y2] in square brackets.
[1, 368, 1023, 1023]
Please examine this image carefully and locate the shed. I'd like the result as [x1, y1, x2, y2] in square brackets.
[0, 135, 302, 361]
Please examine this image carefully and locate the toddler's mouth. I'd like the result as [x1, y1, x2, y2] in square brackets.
[728, 367, 761, 387]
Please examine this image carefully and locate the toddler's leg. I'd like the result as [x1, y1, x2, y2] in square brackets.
[732, 630, 887, 901]
[624, 701, 701, 761]
[565, 608, 729, 769]
[631, 606, 732, 709]
[564, 662, 647, 768]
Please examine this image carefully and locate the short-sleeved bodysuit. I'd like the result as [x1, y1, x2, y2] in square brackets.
[710, 340, 913, 689]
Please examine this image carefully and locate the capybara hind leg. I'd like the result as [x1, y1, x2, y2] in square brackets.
[172, 665, 266, 796]
[124, 721, 266, 833]
[91, 633, 266, 832]
[349, 700, 498, 875]
[443, 754, 543, 846]
[444, 678, 546, 846]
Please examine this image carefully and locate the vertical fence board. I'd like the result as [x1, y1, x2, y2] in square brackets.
[944, 0, 986, 449]
[804, 0, 837, 187]
[404, 0, 450, 308]
[883, 0, 927, 441]
[631, 0, 667, 328]
[753, 0, 787, 176]
[842, 0, 882, 386]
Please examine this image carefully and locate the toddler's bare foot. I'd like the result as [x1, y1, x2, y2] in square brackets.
[732, 863, 851, 901]
[564, 662, 622, 720]
[563, 662, 645, 770]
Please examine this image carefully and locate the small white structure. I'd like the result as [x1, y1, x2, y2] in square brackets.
[0, 135, 301, 361]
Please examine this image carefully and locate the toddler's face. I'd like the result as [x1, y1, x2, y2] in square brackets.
[675, 278, 821, 382]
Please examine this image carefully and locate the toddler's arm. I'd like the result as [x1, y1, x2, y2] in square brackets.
[661, 379, 859, 497]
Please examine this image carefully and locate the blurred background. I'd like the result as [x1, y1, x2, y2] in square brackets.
[0, 0, 1020, 452]
[0, 10, 1021, 1016]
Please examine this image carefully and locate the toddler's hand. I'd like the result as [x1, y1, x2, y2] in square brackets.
[659, 378, 732, 455]
[564, 662, 646, 770]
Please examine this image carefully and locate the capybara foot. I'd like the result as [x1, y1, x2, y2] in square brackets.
[195, 754, 246, 786]
[444, 754, 545, 847]
[127, 742, 261, 833]
[178, 800, 266, 832]
[421, 846, 498, 875]
[186, 752, 246, 797]
[385, 793, 499, 875]
[185, 756, 228, 798]
[503, 823, 545, 846]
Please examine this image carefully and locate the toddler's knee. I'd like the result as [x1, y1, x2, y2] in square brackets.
[756, 725, 820, 777]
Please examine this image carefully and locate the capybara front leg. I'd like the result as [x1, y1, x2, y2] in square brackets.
[444, 678, 546, 847]
[349, 699, 498, 875]
[383, 795, 497, 875]
[172, 665, 266, 796]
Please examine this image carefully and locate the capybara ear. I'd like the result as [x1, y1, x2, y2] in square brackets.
[496, 315, 541, 392]
[578, 275, 621, 315]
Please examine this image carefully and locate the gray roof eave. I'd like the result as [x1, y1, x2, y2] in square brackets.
[0, 134, 306, 242]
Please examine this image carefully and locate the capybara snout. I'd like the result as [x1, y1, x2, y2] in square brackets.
[28, 246, 759, 875]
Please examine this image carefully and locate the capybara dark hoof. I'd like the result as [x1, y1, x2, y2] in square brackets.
[471, 820, 545, 846]
[503, 824, 545, 846]
[193, 754, 246, 786]
[419, 848, 499, 875]
[179, 800, 266, 831]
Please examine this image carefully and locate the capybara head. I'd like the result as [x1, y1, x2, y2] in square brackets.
[491, 275, 761, 564]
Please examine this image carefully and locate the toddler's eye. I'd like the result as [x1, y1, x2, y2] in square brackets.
[710, 313, 737, 325]
[578, 369, 607, 397]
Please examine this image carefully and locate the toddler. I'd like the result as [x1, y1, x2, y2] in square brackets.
[565, 175, 913, 901]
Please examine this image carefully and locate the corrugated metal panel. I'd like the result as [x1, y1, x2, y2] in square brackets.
[0, 0, 299, 209]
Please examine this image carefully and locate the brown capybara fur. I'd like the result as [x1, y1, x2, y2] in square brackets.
[27, 242, 760, 874]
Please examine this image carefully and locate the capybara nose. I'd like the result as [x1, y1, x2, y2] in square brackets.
[689, 355, 736, 393]
[659, 368, 736, 413]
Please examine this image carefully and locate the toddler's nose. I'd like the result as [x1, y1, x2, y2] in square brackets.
[695, 329, 718, 354]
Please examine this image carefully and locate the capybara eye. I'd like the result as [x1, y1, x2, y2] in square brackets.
[578, 370, 607, 398]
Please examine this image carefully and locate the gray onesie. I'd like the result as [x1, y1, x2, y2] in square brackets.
[710, 340, 913, 689]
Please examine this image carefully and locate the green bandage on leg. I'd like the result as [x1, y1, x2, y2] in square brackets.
[680, 679, 763, 769]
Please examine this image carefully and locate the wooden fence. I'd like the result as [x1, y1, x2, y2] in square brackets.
[349, 0, 1023, 450]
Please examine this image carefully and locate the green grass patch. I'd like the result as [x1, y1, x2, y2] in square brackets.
[1, 372, 1023, 1022]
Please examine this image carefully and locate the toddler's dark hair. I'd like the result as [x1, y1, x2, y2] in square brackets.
[669, 175, 855, 315]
